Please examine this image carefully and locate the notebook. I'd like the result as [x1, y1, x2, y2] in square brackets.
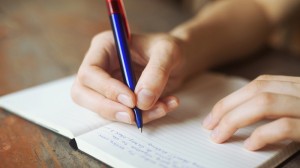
[0, 73, 299, 168]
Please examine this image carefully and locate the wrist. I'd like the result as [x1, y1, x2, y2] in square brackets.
[170, 24, 191, 45]
[163, 31, 189, 82]
[169, 22, 209, 79]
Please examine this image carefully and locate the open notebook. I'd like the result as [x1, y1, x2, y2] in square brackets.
[0, 73, 299, 168]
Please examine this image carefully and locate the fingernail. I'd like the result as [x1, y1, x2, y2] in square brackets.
[118, 94, 133, 107]
[137, 89, 156, 108]
[203, 114, 212, 128]
[148, 107, 165, 120]
[166, 99, 178, 109]
[211, 127, 220, 142]
[115, 112, 131, 124]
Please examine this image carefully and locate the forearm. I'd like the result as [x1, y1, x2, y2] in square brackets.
[253, 0, 300, 26]
[257, 0, 300, 54]
[170, 0, 299, 78]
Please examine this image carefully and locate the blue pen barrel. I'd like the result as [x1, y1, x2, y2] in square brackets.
[110, 13, 143, 129]
[110, 14, 135, 90]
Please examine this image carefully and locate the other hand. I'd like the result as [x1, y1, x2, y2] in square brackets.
[203, 75, 300, 150]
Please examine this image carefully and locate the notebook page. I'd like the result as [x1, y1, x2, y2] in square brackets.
[0, 76, 111, 138]
[75, 74, 299, 168]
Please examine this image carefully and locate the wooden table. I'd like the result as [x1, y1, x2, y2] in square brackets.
[1, 0, 300, 167]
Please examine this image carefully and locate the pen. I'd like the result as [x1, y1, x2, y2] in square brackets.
[106, 0, 143, 132]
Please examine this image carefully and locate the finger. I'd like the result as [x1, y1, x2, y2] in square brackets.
[203, 78, 300, 130]
[82, 31, 117, 68]
[161, 96, 180, 111]
[78, 66, 135, 108]
[78, 31, 136, 107]
[142, 96, 179, 124]
[210, 93, 300, 143]
[135, 38, 180, 110]
[244, 118, 300, 151]
[71, 81, 135, 124]
[257, 74, 300, 83]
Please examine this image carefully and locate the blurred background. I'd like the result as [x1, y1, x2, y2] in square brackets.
[1, 0, 300, 95]
[0, 0, 192, 95]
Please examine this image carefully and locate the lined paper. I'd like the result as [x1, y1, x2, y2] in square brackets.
[77, 116, 287, 168]
[76, 74, 299, 168]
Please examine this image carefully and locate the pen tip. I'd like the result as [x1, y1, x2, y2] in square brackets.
[140, 128, 142, 133]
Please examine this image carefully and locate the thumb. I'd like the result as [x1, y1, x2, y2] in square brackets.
[135, 38, 180, 110]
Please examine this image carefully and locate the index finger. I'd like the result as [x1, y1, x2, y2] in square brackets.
[82, 31, 116, 68]
[77, 31, 136, 107]
[210, 93, 300, 144]
[203, 77, 300, 130]
[134, 37, 182, 110]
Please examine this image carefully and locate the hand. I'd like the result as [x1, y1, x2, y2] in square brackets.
[202, 75, 300, 150]
[71, 31, 185, 124]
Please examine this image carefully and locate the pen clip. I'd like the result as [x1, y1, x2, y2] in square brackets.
[118, 0, 131, 40]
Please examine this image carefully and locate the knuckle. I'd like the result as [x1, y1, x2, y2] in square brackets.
[214, 100, 225, 112]
[152, 103, 168, 118]
[211, 100, 225, 117]
[253, 127, 265, 139]
[155, 37, 182, 67]
[166, 39, 181, 63]
[93, 99, 119, 120]
[255, 92, 276, 106]
[103, 79, 119, 99]
[221, 116, 236, 128]
[154, 64, 168, 77]
[77, 68, 89, 85]
[160, 104, 168, 117]
[70, 83, 81, 104]
[91, 31, 113, 46]
[157, 36, 176, 48]
[97, 107, 114, 120]
[210, 100, 225, 120]
[256, 74, 273, 80]
[277, 118, 294, 138]
[246, 80, 267, 93]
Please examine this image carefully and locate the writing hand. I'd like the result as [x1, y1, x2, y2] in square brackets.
[71, 31, 185, 124]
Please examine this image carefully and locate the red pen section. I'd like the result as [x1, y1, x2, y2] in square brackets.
[106, 0, 131, 40]
[106, 0, 121, 14]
